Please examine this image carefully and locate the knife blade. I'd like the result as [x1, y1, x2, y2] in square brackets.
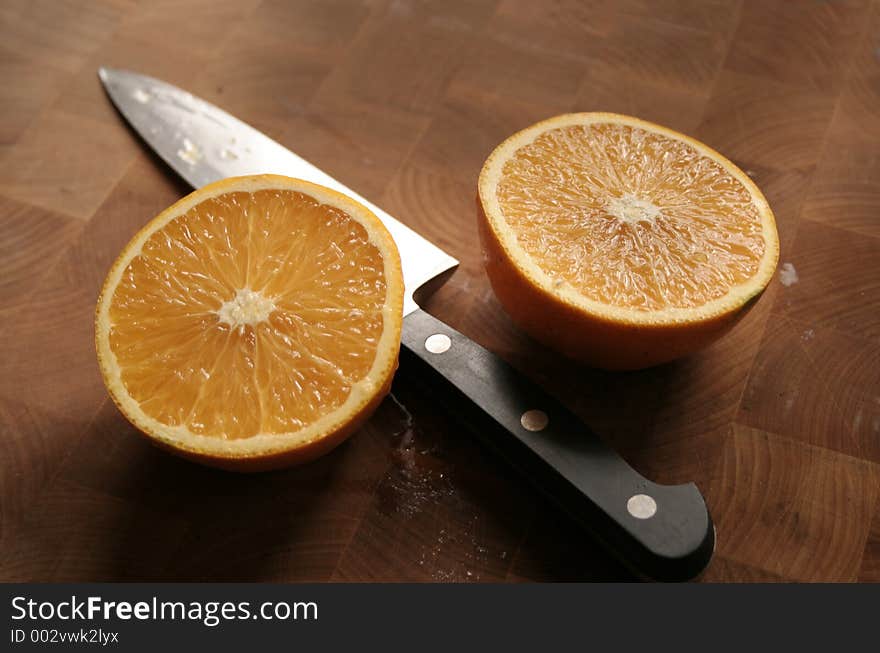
[97, 67, 456, 316]
[99, 67, 715, 581]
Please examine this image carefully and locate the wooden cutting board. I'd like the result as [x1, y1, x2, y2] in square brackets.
[1, 0, 879, 582]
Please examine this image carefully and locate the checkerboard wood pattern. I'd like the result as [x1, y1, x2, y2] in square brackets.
[1, 0, 878, 582]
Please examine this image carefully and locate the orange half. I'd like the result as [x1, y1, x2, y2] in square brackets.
[96, 175, 404, 470]
[478, 113, 779, 369]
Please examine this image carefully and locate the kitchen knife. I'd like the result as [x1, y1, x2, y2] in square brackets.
[98, 67, 714, 581]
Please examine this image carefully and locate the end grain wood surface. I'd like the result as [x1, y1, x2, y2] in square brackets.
[1, 0, 879, 582]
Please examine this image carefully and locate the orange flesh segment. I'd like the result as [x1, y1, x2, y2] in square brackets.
[107, 189, 387, 440]
[496, 123, 767, 311]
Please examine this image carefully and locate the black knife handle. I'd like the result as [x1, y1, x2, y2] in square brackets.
[400, 308, 714, 581]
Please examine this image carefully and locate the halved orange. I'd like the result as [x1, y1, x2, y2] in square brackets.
[96, 175, 404, 471]
[478, 113, 779, 370]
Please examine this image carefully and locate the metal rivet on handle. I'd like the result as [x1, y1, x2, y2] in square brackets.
[424, 333, 451, 354]
[627, 494, 657, 519]
[520, 409, 549, 432]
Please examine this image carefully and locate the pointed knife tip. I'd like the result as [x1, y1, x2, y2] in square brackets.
[98, 66, 125, 84]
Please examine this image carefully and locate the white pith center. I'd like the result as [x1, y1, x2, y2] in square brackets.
[217, 288, 276, 327]
[606, 193, 661, 225]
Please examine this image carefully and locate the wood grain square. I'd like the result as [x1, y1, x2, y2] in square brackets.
[312, 2, 487, 116]
[112, 0, 262, 59]
[621, 426, 729, 492]
[0, 0, 129, 74]
[380, 164, 482, 273]
[332, 377, 531, 581]
[773, 220, 880, 343]
[506, 501, 633, 582]
[726, 0, 871, 91]
[709, 425, 879, 581]
[379, 164, 493, 335]
[332, 473, 520, 582]
[0, 54, 64, 145]
[801, 137, 880, 239]
[173, 511, 362, 582]
[0, 398, 84, 552]
[54, 399, 172, 504]
[74, 155, 192, 270]
[1, 481, 191, 582]
[376, 0, 498, 30]
[0, 110, 136, 220]
[447, 36, 584, 114]
[592, 11, 731, 92]
[191, 0, 370, 136]
[834, 73, 880, 131]
[694, 71, 837, 170]
[741, 164, 813, 252]
[546, 288, 771, 455]
[54, 394, 402, 582]
[49, 34, 213, 128]
[801, 87, 880, 238]
[278, 103, 430, 201]
[791, 4, 879, 236]
[487, 0, 616, 62]
[59, 395, 394, 520]
[0, 157, 187, 424]
[848, 0, 880, 76]
[0, 196, 81, 312]
[738, 318, 880, 463]
[699, 557, 788, 583]
[247, 0, 372, 60]
[574, 63, 709, 135]
[409, 89, 555, 186]
[614, 0, 741, 37]
[196, 36, 332, 137]
[859, 500, 880, 581]
[0, 260, 106, 427]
